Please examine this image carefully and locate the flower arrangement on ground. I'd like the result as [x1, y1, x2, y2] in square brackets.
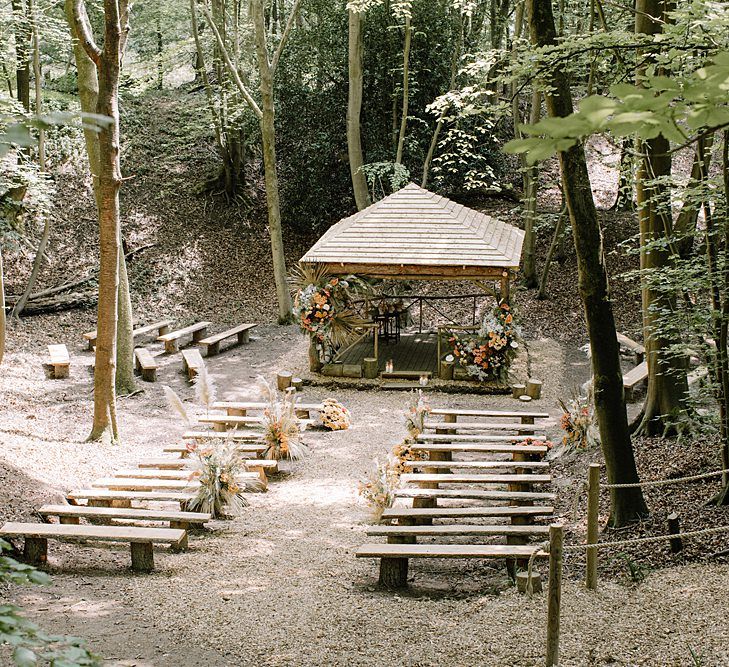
[390, 439, 428, 476]
[259, 377, 308, 460]
[320, 398, 351, 430]
[449, 301, 520, 382]
[185, 439, 259, 518]
[358, 456, 400, 521]
[290, 263, 370, 365]
[404, 389, 431, 439]
[511, 436, 554, 458]
[559, 392, 599, 450]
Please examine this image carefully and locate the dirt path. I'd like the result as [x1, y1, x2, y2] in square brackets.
[2, 329, 728, 666]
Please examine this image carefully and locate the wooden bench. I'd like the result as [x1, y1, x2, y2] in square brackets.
[90, 474, 262, 493]
[198, 323, 257, 356]
[367, 524, 550, 539]
[46, 344, 70, 379]
[402, 460, 549, 471]
[422, 421, 547, 433]
[430, 408, 549, 423]
[158, 321, 211, 354]
[38, 504, 210, 530]
[415, 434, 547, 443]
[394, 488, 555, 503]
[380, 505, 554, 522]
[616, 332, 645, 364]
[210, 401, 324, 419]
[181, 430, 264, 444]
[0, 521, 187, 572]
[137, 457, 278, 480]
[83, 320, 171, 350]
[623, 360, 648, 401]
[411, 442, 548, 456]
[134, 347, 158, 382]
[168, 442, 266, 460]
[197, 414, 315, 433]
[67, 488, 196, 510]
[181, 348, 205, 381]
[355, 542, 548, 588]
[400, 473, 552, 486]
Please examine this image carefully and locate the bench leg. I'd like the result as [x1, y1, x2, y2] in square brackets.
[429, 450, 451, 474]
[142, 368, 157, 382]
[88, 499, 111, 508]
[24, 537, 48, 564]
[54, 364, 70, 379]
[165, 340, 178, 354]
[170, 521, 190, 531]
[228, 408, 246, 416]
[130, 542, 154, 572]
[295, 409, 310, 419]
[247, 465, 268, 485]
[111, 499, 132, 509]
[170, 533, 188, 553]
[192, 328, 208, 343]
[88, 339, 96, 351]
[237, 330, 250, 345]
[158, 325, 170, 337]
[59, 516, 80, 525]
[206, 342, 220, 357]
[213, 422, 227, 432]
[379, 557, 409, 589]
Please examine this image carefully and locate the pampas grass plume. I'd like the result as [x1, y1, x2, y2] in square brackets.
[163, 385, 191, 426]
[194, 364, 216, 408]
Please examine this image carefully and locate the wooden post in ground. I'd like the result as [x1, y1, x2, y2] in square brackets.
[379, 536, 410, 589]
[24, 537, 47, 564]
[667, 512, 682, 553]
[586, 463, 600, 590]
[363, 357, 378, 379]
[277, 371, 293, 391]
[546, 523, 564, 667]
[130, 542, 154, 572]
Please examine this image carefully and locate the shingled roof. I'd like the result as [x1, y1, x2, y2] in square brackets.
[299, 183, 524, 280]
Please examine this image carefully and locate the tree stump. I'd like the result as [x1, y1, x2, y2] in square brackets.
[24, 537, 47, 564]
[276, 371, 293, 391]
[291, 377, 304, 391]
[379, 557, 409, 589]
[439, 360, 454, 380]
[363, 357, 378, 379]
[526, 379, 543, 399]
[667, 512, 682, 553]
[512, 384, 526, 399]
[308, 340, 322, 373]
[130, 542, 154, 572]
[516, 570, 543, 594]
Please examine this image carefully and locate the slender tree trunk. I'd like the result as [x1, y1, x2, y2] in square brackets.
[521, 90, 541, 288]
[12, 0, 31, 111]
[0, 249, 5, 367]
[156, 12, 163, 90]
[674, 134, 713, 259]
[395, 14, 411, 165]
[634, 0, 689, 436]
[251, 0, 292, 322]
[611, 138, 635, 211]
[347, 9, 370, 210]
[115, 248, 135, 394]
[528, 0, 648, 526]
[537, 203, 567, 300]
[12, 0, 49, 321]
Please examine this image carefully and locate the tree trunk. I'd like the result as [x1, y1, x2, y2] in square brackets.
[611, 138, 635, 211]
[11, 0, 31, 111]
[251, 0, 293, 323]
[115, 248, 136, 394]
[634, 0, 690, 436]
[674, 134, 713, 259]
[395, 14, 412, 165]
[521, 90, 542, 288]
[537, 203, 567, 300]
[0, 248, 5, 367]
[528, 0, 648, 526]
[156, 11, 163, 90]
[347, 9, 371, 210]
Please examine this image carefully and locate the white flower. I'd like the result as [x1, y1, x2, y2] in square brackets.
[510, 341, 519, 348]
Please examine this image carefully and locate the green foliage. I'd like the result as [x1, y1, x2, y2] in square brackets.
[359, 161, 410, 200]
[0, 539, 99, 666]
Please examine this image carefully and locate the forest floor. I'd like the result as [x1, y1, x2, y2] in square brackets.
[2, 90, 728, 665]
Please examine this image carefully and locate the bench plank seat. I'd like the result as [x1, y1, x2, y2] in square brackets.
[181, 430, 264, 443]
[197, 414, 314, 433]
[411, 443, 548, 455]
[83, 320, 170, 350]
[416, 434, 547, 443]
[46, 344, 70, 379]
[38, 504, 209, 529]
[0, 521, 186, 572]
[430, 408, 550, 420]
[137, 457, 277, 471]
[158, 321, 211, 354]
[381, 506, 554, 521]
[91, 474, 261, 492]
[168, 441, 266, 458]
[423, 421, 546, 432]
[623, 361, 648, 400]
[402, 460, 549, 471]
[67, 489, 196, 507]
[400, 473, 552, 485]
[356, 543, 548, 559]
[181, 348, 205, 381]
[367, 524, 550, 538]
[210, 401, 323, 418]
[198, 323, 257, 356]
[616, 332, 645, 362]
[394, 488, 555, 502]
[134, 347, 158, 382]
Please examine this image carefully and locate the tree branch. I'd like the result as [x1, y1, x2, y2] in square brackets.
[70, 0, 101, 65]
[199, 4, 263, 119]
[271, 0, 304, 75]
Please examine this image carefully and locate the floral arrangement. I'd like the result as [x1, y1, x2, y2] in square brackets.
[404, 390, 431, 439]
[358, 456, 400, 520]
[290, 264, 369, 363]
[449, 301, 519, 382]
[259, 377, 308, 461]
[185, 439, 259, 518]
[319, 398, 351, 430]
[559, 392, 599, 450]
[390, 439, 428, 476]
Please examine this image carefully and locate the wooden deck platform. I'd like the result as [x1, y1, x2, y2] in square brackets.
[336, 332, 439, 374]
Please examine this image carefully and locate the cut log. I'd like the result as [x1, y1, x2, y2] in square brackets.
[363, 357, 378, 379]
[512, 384, 526, 398]
[277, 371, 293, 391]
[526, 379, 542, 400]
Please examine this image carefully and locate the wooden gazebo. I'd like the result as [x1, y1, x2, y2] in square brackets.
[299, 184, 525, 383]
[301, 183, 524, 298]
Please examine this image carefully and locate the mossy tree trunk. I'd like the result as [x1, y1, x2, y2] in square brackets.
[528, 0, 648, 527]
[347, 8, 370, 210]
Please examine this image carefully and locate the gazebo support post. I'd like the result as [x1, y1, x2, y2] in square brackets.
[500, 271, 511, 304]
